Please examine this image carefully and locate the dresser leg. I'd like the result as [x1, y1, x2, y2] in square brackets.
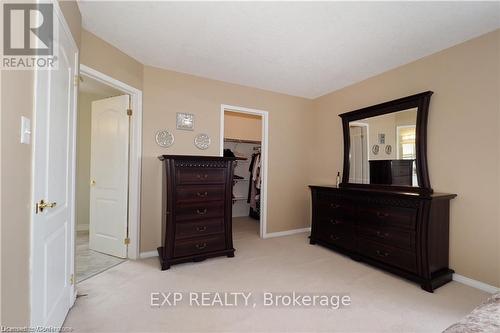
[227, 253, 235, 258]
[309, 237, 317, 245]
[157, 247, 170, 270]
[420, 282, 434, 293]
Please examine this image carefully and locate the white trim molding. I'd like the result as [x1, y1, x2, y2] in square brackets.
[453, 274, 499, 294]
[220, 104, 269, 239]
[140, 251, 159, 259]
[264, 227, 311, 239]
[79, 64, 143, 260]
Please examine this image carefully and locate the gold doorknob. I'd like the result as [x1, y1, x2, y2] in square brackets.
[90, 180, 96, 186]
[36, 199, 57, 214]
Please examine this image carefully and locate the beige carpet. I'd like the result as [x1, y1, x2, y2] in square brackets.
[64, 217, 489, 332]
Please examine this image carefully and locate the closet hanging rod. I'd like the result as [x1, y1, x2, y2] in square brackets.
[224, 138, 261, 145]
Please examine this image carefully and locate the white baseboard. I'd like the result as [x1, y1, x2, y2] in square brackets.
[140, 250, 158, 259]
[76, 224, 89, 232]
[453, 274, 499, 294]
[264, 227, 311, 239]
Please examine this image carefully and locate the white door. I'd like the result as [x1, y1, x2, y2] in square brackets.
[89, 95, 130, 258]
[31, 9, 78, 328]
[349, 126, 368, 184]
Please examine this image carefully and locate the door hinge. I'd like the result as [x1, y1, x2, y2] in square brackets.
[124, 237, 130, 245]
[127, 109, 132, 116]
[74, 75, 80, 86]
[70, 274, 75, 285]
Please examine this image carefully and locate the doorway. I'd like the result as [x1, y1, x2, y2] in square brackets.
[220, 105, 269, 239]
[76, 75, 129, 282]
[75, 66, 143, 284]
[349, 123, 369, 184]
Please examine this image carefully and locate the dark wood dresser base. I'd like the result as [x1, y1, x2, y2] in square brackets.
[157, 246, 234, 270]
[309, 185, 456, 292]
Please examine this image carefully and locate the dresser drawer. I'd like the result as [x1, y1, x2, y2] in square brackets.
[357, 238, 417, 273]
[176, 185, 225, 203]
[315, 224, 354, 251]
[357, 225, 415, 251]
[175, 219, 224, 239]
[175, 201, 225, 221]
[174, 235, 226, 257]
[358, 205, 417, 230]
[316, 215, 354, 230]
[316, 194, 355, 219]
[176, 168, 226, 185]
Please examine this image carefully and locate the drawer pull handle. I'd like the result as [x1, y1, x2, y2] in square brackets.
[196, 226, 207, 232]
[330, 203, 341, 209]
[376, 231, 389, 238]
[197, 174, 209, 179]
[376, 212, 389, 218]
[195, 242, 207, 250]
[196, 208, 208, 215]
[330, 219, 342, 225]
[376, 250, 389, 257]
[196, 191, 208, 198]
[330, 234, 341, 241]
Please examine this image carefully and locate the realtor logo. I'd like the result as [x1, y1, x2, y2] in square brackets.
[2, 3, 57, 69]
[3, 3, 53, 55]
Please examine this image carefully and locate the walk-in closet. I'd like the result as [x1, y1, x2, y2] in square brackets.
[223, 111, 263, 237]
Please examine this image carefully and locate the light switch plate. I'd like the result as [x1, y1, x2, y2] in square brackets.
[20, 116, 31, 144]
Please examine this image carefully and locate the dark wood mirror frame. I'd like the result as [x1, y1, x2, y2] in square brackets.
[339, 91, 433, 195]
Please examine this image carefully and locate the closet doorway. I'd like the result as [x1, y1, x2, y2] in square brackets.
[220, 105, 269, 239]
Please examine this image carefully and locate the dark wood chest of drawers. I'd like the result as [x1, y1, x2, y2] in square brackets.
[158, 155, 236, 270]
[309, 185, 456, 292]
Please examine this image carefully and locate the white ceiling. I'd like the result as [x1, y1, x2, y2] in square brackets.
[78, 1, 500, 99]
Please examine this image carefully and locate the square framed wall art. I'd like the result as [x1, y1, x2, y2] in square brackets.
[176, 112, 195, 131]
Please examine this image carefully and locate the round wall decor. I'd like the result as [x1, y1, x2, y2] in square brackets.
[194, 133, 211, 150]
[385, 145, 392, 155]
[155, 130, 174, 148]
[372, 144, 380, 155]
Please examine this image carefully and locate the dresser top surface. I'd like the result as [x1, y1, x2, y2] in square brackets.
[309, 184, 456, 199]
[158, 155, 236, 161]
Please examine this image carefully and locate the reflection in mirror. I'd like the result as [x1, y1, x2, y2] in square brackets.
[348, 108, 418, 187]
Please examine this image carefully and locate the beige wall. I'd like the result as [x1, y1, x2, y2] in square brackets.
[58, 0, 82, 48]
[141, 66, 314, 251]
[80, 30, 143, 90]
[313, 29, 500, 287]
[362, 113, 397, 160]
[1, 71, 34, 326]
[357, 108, 417, 160]
[224, 111, 262, 142]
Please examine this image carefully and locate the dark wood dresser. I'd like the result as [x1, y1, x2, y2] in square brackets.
[309, 185, 456, 292]
[158, 155, 236, 270]
[369, 160, 414, 186]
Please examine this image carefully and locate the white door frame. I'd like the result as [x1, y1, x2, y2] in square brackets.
[220, 104, 269, 238]
[79, 64, 143, 260]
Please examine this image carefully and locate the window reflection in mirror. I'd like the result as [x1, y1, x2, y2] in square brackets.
[349, 108, 418, 187]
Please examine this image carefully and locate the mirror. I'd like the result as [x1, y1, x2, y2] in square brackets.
[349, 108, 417, 186]
[340, 92, 433, 193]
